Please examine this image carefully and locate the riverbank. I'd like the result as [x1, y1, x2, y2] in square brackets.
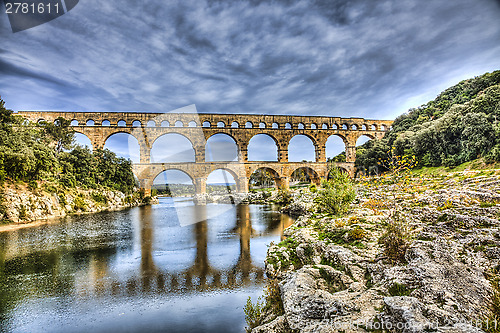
[248, 170, 500, 332]
[0, 181, 157, 232]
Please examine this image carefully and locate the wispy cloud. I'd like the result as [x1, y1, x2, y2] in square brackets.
[0, 0, 499, 119]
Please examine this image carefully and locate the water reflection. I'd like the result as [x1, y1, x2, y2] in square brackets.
[0, 199, 293, 332]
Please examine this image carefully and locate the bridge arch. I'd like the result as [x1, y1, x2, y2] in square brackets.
[74, 132, 92, 149]
[102, 119, 111, 126]
[152, 169, 196, 196]
[161, 120, 170, 127]
[289, 166, 320, 186]
[117, 120, 126, 127]
[231, 121, 239, 128]
[151, 133, 195, 163]
[104, 132, 140, 163]
[326, 134, 347, 161]
[205, 133, 238, 162]
[249, 167, 281, 189]
[288, 134, 316, 162]
[206, 169, 238, 192]
[86, 119, 95, 126]
[147, 120, 156, 127]
[248, 134, 278, 161]
[71, 119, 78, 126]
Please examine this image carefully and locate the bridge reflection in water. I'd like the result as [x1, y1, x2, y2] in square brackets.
[0, 200, 293, 303]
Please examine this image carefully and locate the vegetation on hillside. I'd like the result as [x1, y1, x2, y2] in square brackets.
[356, 70, 500, 171]
[0, 97, 137, 193]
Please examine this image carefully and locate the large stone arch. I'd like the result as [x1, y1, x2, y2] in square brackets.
[288, 134, 316, 162]
[73, 131, 93, 149]
[150, 133, 196, 163]
[249, 167, 282, 189]
[289, 166, 321, 186]
[248, 133, 279, 161]
[206, 167, 244, 192]
[104, 132, 141, 163]
[325, 134, 348, 160]
[152, 168, 196, 196]
[205, 133, 239, 162]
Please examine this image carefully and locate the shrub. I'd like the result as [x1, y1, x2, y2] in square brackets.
[91, 192, 108, 204]
[73, 196, 86, 211]
[244, 296, 264, 332]
[379, 213, 412, 264]
[274, 188, 292, 205]
[348, 227, 366, 241]
[315, 167, 355, 216]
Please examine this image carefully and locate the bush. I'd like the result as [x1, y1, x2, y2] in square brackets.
[244, 296, 264, 332]
[73, 196, 86, 211]
[91, 192, 108, 204]
[315, 167, 355, 216]
[274, 188, 292, 205]
[379, 213, 412, 264]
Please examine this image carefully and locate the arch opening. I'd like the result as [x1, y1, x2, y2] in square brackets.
[288, 135, 315, 162]
[175, 121, 184, 127]
[231, 121, 239, 128]
[259, 122, 266, 129]
[326, 135, 346, 162]
[70, 119, 78, 126]
[147, 120, 156, 127]
[248, 134, 278, 161]
[290, 167, 319, 187]
[206, 169, 237, 193]
[104, 133, 140, 163]
[205, 133, 238, 162]
[202, 121, 211, 127]
[102, 120, 111, 126]
[285, 123, 292, 129]
[245, 122, 253, 128]
[188, 121, 197, 127]
[86, 119, 95, 126]
[322, 123, 328, 129]
[217, 121, 225, 128]
[356, 135, 373, 147]
[298, 123, 304, 129]
[117, 120, 126, 127]
[151, 133, 195, 163]
[310, 123, 317, 129]
[249, 167, 280, 190]
[161, 120, 170, 127]
[272, 123, 279, 129]
[152, 169, 195, 197]
[74, 132, 92, 150]
[132, 120, 141, 127]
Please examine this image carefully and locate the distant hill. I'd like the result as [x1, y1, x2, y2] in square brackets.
[356, 70, 500, 170]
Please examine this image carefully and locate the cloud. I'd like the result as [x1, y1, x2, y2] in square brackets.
[1, 0, 500, 153]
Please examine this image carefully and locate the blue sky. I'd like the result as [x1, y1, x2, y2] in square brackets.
[1, 0, 500, 183]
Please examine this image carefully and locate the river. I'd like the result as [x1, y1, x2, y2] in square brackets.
[0, 197, 293, 333]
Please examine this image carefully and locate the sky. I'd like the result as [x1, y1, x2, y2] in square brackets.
[1, 0, 500, 184]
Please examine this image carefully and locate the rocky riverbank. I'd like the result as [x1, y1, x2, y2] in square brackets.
[249, 170, 500, 332]
[0, 181, 157, 230]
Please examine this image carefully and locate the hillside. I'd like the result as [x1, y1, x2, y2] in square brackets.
[356, 70, 500, 171]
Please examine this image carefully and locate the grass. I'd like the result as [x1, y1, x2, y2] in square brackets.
[388, 282, 415, 296]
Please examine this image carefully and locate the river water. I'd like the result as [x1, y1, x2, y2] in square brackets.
[0, 198, 293, 333]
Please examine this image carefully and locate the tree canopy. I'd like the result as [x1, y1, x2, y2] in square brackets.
[0, 97, 137, 193]
[355, 70, 500, 171]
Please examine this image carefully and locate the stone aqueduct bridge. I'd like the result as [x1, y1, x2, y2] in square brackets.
[16, 111, 393, 195]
